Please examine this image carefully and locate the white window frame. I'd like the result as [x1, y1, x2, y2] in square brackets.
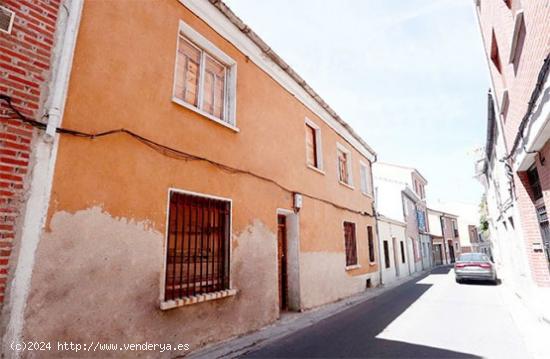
[160, 187, 237, 310]
[359, 160, 372, 196]
[173, 20, 238, 132]
[336, 142, 353, 188]
[304, 118, 324, 173]
[0, 6, 15, 35]
[403, 197, 410, 217]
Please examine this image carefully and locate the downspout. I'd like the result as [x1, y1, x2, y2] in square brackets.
[440, 216, 448, 265]
[2, 1, 83, 357]
[374, 186, 384, 286]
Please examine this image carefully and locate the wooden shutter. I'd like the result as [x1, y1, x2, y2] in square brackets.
[344, 222, 357, 266]
[204, 55, 226, 120]
[305, 124, 317, 167]
[338, 150, 348, 183]
[176, 37, 201, 107]
[368, 226, 375, 262]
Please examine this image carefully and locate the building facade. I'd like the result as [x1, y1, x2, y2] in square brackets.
[428, 209, 460, 265]
[373, 162, 432, 283]
[474, 0, 550, 324]
[0, 0, 380, 355]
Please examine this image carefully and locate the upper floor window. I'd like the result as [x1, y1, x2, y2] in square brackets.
[452, 219, 459, 237]
[337, 143, 353, 186]
[490, 30, 502, 74]
[360, 161, 372, 195]
[305, 119, 323, 171]
[510, 11, 526, 74]
[173, 20, 237, 129]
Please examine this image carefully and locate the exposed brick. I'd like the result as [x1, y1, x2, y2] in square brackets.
[0, 0, 61, 307]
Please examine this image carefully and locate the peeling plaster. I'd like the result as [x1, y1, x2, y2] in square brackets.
[299, 252, 379, 310]
[22, 208, 279, 357]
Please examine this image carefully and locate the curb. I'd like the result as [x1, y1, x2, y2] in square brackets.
[183, 267, 437, 359]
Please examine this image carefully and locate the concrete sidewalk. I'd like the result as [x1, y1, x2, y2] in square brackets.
[497, 276, 550, 359]
[182, 268, 434, 359]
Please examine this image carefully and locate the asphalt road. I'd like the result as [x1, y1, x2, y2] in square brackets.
[244, 266, 531, 359]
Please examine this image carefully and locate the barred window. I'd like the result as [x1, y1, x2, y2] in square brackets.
[164, 191, 230, 301]
[344, 222, 357, 267]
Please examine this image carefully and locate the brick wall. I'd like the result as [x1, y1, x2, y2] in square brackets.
[478, 0, 550, 149]
[478, 0, 550, 286]
[0, 0, 61, 304]
[516, 169, 550, 287]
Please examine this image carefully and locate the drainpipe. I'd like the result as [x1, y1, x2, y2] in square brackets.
[373, 187, 384, 286]
[440, 216, 448, 265]
[2, 1, 83, 357]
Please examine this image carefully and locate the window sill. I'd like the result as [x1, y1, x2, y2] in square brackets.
[160, 288, 238, 310]
[345, 264, 361, 271]
[307, 164, 325, 175]
[172, 97, 240, 133]
[361, 191, 373, 199]
[339, 181, 355, 190]
[369, 262, 377, 266]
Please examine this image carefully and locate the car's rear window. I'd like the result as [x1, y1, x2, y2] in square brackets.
[458, 253, 489, 262]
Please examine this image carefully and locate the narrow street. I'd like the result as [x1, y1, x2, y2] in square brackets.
[245, 267, 530, 359]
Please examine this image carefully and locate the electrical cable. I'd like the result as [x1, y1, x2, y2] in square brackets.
[0, 95, 373, 217]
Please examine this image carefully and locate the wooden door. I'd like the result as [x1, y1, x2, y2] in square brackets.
[277, 215, 288, 311]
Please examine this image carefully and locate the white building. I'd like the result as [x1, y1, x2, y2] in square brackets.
[373, 162, 433, 284]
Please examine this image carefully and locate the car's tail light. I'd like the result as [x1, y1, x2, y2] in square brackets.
[479, 263, 492, 269]
[455, 263, 466, 268]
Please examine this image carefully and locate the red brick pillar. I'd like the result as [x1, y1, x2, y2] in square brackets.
[0, 0, 61, 304]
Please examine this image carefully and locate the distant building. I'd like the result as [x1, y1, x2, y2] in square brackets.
[373, 162, 432, 283]
[428, 209, 460, 264]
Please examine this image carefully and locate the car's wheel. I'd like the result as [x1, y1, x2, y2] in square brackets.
[455, 278, 462, 284]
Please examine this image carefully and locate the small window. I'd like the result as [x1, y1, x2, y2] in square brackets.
[0, 6, 15, 34]
[510, 12, 526, 74]
[490, 30, 502, 74]
[174, 21, 237, 128]
[305, 119, 323, 171]
[164, 191, 231, 301]
[527, 165, 543, 201]
[503, 0, 512, 9]
[383, 240, 390, 269]
[344, 222, 358, 267]
[337, 144, 353, 186]
[360, 162, 371, 195]
[400, 241, 406, 264]
[367, 226, 375, 263]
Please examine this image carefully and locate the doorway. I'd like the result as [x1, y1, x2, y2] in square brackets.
[277, 214, 288, 311]
[392, 237, 400, 277]
[448, 240, 455, 263]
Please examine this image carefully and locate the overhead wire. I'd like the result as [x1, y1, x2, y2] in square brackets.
[0, 95, 373, 217]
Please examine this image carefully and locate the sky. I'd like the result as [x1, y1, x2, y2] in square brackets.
[224, 0, 490, 206]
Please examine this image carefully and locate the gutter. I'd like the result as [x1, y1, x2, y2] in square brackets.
[207, 0, 377, 161]
[2, 1, 83, 357]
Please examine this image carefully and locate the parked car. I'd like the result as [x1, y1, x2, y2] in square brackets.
[454, 253, 497, 284]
